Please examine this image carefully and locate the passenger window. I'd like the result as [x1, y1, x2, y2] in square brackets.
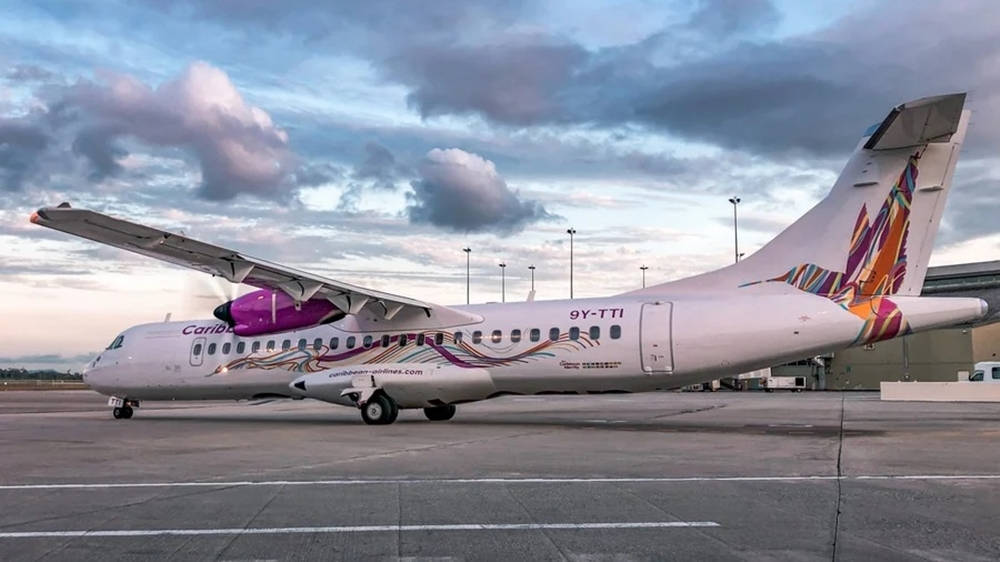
[266, 340, 275, 351]
[569, 327, 580, 340]
[382, 335, 391, 347]
[993, 367, 1000, 380]
[222, 342, 231, 355]
[472, 331, 482, 344]
[252, 341, 261, 353]
[610, 325, 621, 339]
[298, 339, 307, 351]
[435, 333, 444, 345]
[236, 341, 245, 354]
[530, 328, 540, 342]
[193, 343, 203, 355]
[313, 338, 323, 351]
[549, 327, 560, 341]
[330, 337, 339, 350]
[207, 343, 217, 355]
[511, 329, 522, 343]
[491, 330, 502, 343]
[589, 326, 600, 340]
[400, 334, 409, 347]
[454, 332, 463, 344]
[363, 335, 373, 348]
[417, 334, 425, 346]
[281, 339, 291, 351]
[346, 336, 356, 349]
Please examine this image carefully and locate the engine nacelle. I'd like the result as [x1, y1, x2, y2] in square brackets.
[213, 288, 345, 337]
[289, 364, 496, 409]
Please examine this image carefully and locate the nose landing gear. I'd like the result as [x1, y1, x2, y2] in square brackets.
[112, 406, 133, 419]
[108, 397, 139, 420]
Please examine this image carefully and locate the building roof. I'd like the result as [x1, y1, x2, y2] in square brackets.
[926, 260, 1000, 281]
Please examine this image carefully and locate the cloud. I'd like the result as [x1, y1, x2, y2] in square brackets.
[0, 118, 51, 190]
[406, 148, 554, 234]
[4, 63, 54, 82]
[0, 61, 313, 201]
[359, 0, 1000, 162]
[337, 141, 410, 210]
[64, 62, 298, 199]
[353, 141, 408, 190]
[385, 36, 588, 124]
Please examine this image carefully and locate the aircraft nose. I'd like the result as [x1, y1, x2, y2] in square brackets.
[82, 354, 102, 386]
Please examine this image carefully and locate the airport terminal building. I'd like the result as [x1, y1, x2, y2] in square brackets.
[774, 260, 1000, 390]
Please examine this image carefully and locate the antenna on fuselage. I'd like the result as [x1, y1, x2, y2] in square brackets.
[164, 312, 172, 322]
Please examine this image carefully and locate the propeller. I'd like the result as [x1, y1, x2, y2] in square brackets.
[181, 273, 242, 321]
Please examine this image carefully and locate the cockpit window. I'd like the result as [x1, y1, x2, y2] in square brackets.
[105, 335, 125, 350]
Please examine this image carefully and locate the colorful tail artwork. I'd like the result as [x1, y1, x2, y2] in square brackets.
[744, 155, 921, 344]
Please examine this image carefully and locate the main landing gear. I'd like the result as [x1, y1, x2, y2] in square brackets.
[360, 393, 399, 425]
[423, 404, 456, 421]
[356, 393, 457, 425]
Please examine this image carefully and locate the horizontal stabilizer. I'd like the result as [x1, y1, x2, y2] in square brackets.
[864, 93, 966, 150]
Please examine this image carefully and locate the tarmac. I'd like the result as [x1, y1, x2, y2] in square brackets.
[1, 390, 999, 561]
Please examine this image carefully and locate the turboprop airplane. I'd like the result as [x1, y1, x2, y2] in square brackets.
[31, 93, 987, 424]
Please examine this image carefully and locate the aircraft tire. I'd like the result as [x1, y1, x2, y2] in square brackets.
[112, 407, 124, 419]
[424, 404, 456, 421]
[361, 393, 398, 425]
[385, 398, 399, 424]
[122, 406, 134, 419]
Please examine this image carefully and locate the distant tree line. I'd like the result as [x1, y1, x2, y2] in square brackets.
[0, 368, 83, 380]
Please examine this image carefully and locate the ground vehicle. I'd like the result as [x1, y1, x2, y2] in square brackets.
[763, 376, 807, 392]
[970, 362, 1000, 382]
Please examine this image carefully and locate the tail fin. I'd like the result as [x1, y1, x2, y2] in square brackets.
[639, 93, 969, 297]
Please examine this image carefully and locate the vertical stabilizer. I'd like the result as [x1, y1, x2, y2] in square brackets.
[636, 93, 969, 299]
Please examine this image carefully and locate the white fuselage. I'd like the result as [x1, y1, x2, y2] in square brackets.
[82, 286, 987, 407]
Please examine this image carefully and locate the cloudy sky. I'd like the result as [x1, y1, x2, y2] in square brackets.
[3, 0, 1000, 370]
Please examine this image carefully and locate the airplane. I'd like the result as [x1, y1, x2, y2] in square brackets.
[30, 92, 987, 425]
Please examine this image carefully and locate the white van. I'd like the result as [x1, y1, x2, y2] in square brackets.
[971, 362, 1000, 382]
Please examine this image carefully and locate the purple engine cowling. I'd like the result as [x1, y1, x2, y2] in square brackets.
[213, 289, 345, 337]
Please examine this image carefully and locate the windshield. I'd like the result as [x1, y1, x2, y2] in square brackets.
[970, 371, 984, 382]
[105, 335, 124, 350]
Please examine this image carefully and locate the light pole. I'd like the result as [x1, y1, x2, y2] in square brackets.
[728, 197, 741, 264]
[640, 265, 649, 288]
[498, 262, 507, 303]
[528, 265, 535, 292]
[462, 247, 471, 304]
[567, 228, 576, 299]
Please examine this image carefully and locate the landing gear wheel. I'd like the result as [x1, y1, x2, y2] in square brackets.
[424, 404, 456, 421]
[112, 406, 134, 419]
[361, 393, 398, 425]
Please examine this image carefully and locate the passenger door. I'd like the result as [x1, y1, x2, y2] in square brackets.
[640, 302, 673, 374]
[190, 337, 206, 367]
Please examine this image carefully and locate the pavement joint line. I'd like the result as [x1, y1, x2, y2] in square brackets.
[0, 522, 721, 538]
[3, 474, 1000, 490]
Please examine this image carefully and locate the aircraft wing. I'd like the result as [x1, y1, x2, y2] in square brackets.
[30, 203, 479, 325]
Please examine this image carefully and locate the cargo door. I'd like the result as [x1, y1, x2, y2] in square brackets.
[640, 302, 673, 374]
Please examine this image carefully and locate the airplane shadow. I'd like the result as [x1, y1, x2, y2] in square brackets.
[127, 412, 884, 438]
